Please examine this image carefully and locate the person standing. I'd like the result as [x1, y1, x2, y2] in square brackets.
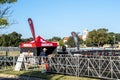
[40, 48, 47, 64]
[39, 48, 49, 72]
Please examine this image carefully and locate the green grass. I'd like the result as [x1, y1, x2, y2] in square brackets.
[0, 51, 100, 80]
[0, 68, 100, 80]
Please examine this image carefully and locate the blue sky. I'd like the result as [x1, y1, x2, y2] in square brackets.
[4, 0, 120, 39]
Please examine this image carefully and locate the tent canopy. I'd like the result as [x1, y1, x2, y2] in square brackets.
[20, 36, 58, 48]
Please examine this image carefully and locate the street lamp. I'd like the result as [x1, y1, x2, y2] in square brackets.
[113, 35, 115, 46]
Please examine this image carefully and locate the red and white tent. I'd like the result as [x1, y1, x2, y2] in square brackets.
[20, 18, 58, 56]
[20, 36, 57, 48]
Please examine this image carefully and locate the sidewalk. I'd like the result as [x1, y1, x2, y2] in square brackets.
[0, 74, 45, 80]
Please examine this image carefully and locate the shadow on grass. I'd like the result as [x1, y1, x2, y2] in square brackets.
[18, 70, 99, 80]
[0, 68, 100, 80]
[18, 71, 65, 80]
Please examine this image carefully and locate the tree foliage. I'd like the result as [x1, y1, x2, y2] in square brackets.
[0, 0, 17, 28]
[85, 28, 120, 47]
[0, 0, 17, 4]
[0, 31, 21, 46]
[85, 28, 109, 47]
[115, 33, 120, 42]
[0, 18, 8, 26]
[66, 36, 83, 47]
[59, 39, 64, 47]
[107, 32, 115, 46]
[66, 36, 75, 47]
[48, 36, 61, 41]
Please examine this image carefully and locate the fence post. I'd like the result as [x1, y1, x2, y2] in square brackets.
[13, 56, 14, 69]
[99, 56, 101, 78]
[77, 56, 79, 77]
[87, 56, 90, 76]
[64, 57, 66, 75]
[110, 57, 113, 79]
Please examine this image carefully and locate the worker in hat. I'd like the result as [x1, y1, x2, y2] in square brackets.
[40, 48, 47, 56]
[40, 48, 47, 64]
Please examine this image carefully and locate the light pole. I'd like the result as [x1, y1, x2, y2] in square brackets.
[113, 35, 115, 46]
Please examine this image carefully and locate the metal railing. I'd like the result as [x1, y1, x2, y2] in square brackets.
[0, 55, 120, 79]
[47, 55, 120, 79]
[0, 47, 20, 51]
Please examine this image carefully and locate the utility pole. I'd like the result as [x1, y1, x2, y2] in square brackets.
[113, 35, 115, 47]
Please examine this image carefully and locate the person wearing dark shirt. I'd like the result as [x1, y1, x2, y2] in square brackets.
[40, 48, 47, 64]
[40, 51, 46, 56]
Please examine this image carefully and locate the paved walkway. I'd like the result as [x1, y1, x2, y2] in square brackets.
[0, 77, 19, 80]
[0, 74, 45, 80]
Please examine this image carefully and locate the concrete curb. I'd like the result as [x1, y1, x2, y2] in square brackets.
[0, 74, 46, 80]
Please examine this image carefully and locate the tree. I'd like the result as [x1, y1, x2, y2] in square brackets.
[66, 36, 83, 47]
[66, 36, 75, 47]
[8, 32, 22, 46]
[48, 36, 61, 41]
[86, 28, 109, 47]
[0, 34, 9, 46]
[115, 33, 120, 43]
[107, 33, 120, 45]
[107, 32, 115, 46]
[59, 39, 64, 47]
[0, 0, 17, 4]
[0, 0, 17, 28]
[0, 31, 22, 46]
[97, 28, 109, 46]
[21, 37, 33, 42]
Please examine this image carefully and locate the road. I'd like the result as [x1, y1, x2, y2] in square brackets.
[0, 77, 22, 80]
[0, 77, 43, 80]
[0, 74, 43, 80]
[0, 77, 19, 80]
